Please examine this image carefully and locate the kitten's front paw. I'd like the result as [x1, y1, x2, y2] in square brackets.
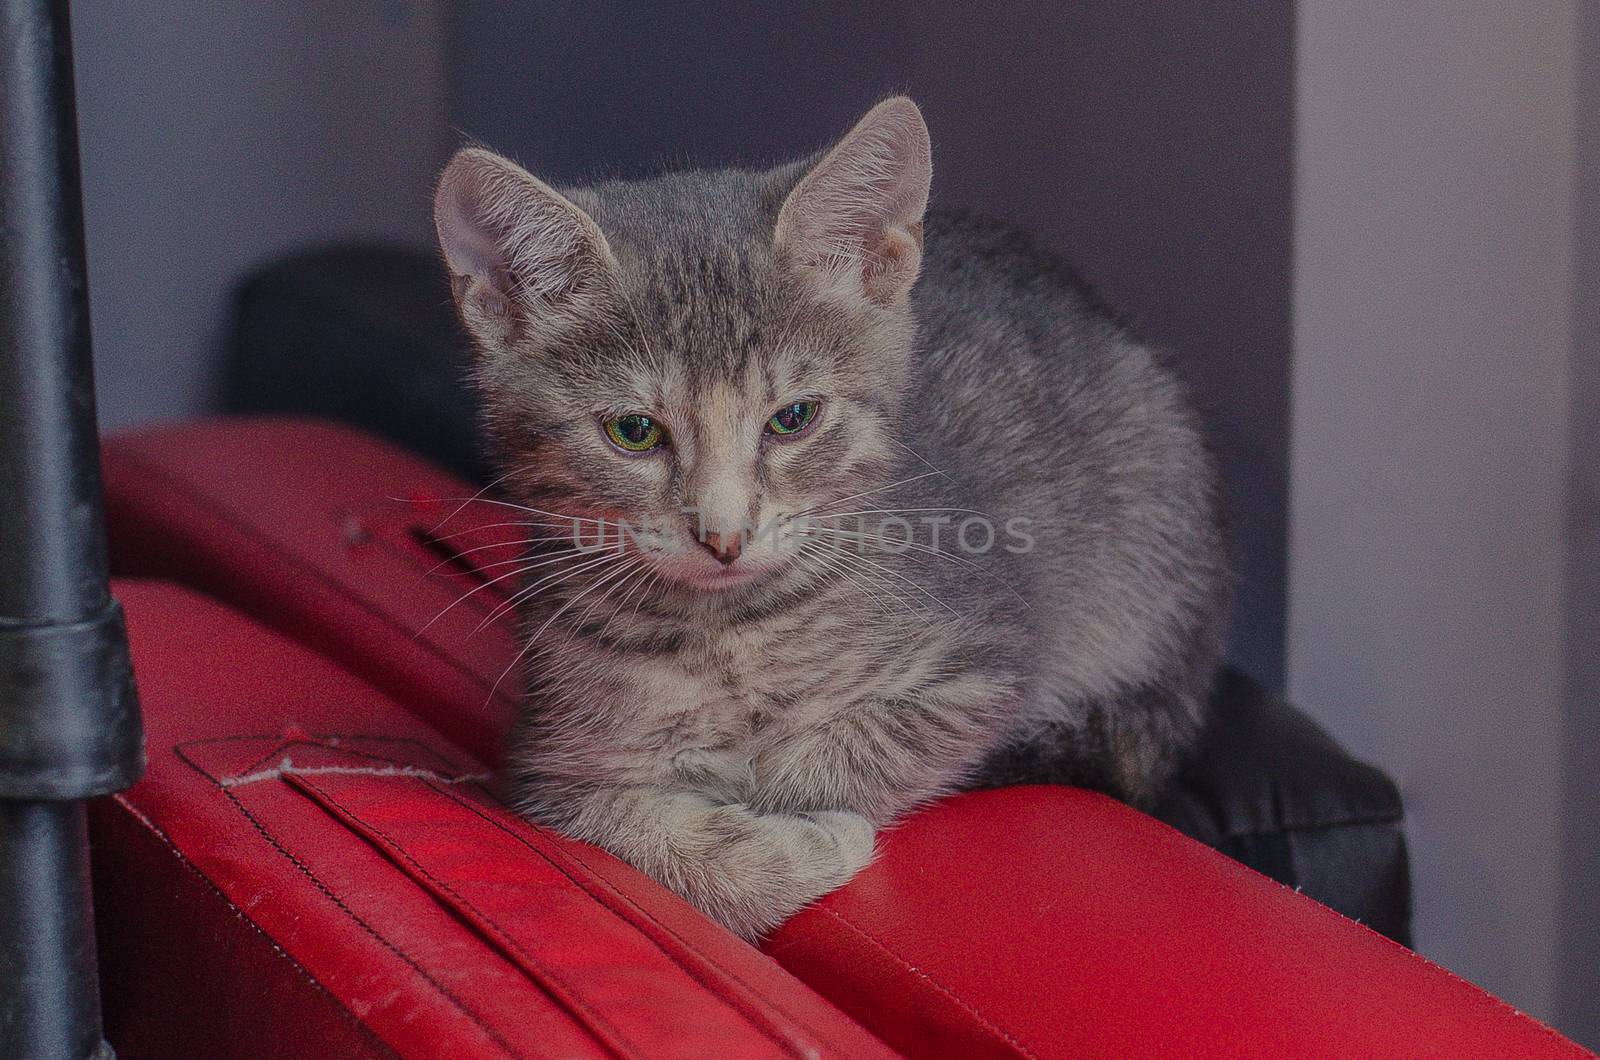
[635, 793, 877, 938]
[694, 804, 877, 937]
[803, 809, 876, 881]
[559, 788, 876, 940]
[710, 807, 876, 941]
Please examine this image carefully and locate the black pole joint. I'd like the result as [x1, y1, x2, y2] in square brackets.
[1, 0, 145, 1057]
[0, 600, 142, 801]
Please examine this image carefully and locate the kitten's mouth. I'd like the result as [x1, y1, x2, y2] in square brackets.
[655, 554, 780, 593]
[681, 564, 763, 591]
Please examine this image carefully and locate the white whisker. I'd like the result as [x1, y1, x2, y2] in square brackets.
[830, 545, 963, 621]
[560, 557, 648, 651]
[410, 459, 541, 536]
[803, 543, 911, 618]
[426, 517, 604, 546]
[804, 507, 993, 521]
[424, 532, 609, 578]
[417, 544, 616, 636]
[597, 561, 658, 641]
[631, 568, 665, 622]
[801, 524, 1033, 611]
[890, 438, 955, 482]
[429, 495, 607, 524]
[491, 551, 648, 699]
[455, 541, 623, 579]
[786, 470, 946, 520]
[477, 547, 629, 632]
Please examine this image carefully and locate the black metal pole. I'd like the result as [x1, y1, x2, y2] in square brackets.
[0, 1, 144, 1057]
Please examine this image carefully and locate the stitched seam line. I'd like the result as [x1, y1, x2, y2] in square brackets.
[108, 795, 401, 1060]
[113, 448, 512, 704]
[548, 845, 864, 1059]
[216, 785, 522, 1059]
[235, 747, 833, 1058]
[1134, 800, 1588, 1052]
[294, 775, 640, 1060]
[172, 744, 524, 1059]
[431, 780, 833, 1060]
[811, 906, 1040, 1060]
[435, 781, 818, 1057]
[179, 732, 488, 791]
[1217, 809, 1406, 840]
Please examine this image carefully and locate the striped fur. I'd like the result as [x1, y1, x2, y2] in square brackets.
[433, 98, 1230, 938]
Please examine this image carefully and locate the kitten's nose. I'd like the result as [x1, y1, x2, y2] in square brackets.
[699, 530, 742, 566]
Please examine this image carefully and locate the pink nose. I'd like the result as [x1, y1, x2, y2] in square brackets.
[700, 530, 742, 565]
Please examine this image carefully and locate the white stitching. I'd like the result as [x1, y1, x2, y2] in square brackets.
[219, 756, 492, 789]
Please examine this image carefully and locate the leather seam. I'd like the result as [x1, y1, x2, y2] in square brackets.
[229, 736, 462, 782]
[810, 905, 1041, 1060]
[171, 742, 525, 1060]
[171, 732, 462, 779]
[293, 774, 641, 1060]
[106, 795, 402, 1060]
[179, 733, 829, 1058]
[428, 780, 837, 1060]
[1133, 798, 1587, 1053]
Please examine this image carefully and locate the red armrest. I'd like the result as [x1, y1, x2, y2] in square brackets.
[99, 579, 894, 1059]
[769, 787, 1586, 1059]
[102, 418, 1590, 1058]
[102, 416, 524, 762]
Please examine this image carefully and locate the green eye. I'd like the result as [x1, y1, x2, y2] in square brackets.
[767, 401, 819, 436]
[604, 414, 665, 452]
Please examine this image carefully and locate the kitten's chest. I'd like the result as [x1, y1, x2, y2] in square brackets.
[635, 627, 834, 741]
[609, 607, 885, 761]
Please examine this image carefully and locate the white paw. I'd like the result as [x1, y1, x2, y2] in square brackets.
[804, 810, 876, 883]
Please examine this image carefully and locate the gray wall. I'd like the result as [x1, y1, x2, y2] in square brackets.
[1291, 0, 1584, 1030]
[446, 0, 1295, 690]
[1559, 0, 1600, 1045]
[73, 1, 1293, 687]
[71, 0, 447, 430]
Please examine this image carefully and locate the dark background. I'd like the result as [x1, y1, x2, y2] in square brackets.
[445, 2, 1294, 692]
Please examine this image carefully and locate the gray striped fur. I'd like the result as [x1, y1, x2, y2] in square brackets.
[433, 98, 1229, 938]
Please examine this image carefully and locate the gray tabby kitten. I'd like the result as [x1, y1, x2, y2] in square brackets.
[433, 97, 1229, 939]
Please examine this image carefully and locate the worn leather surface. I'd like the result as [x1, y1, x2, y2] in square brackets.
[99, 580, 895, 1059]
[769, 786, 1586, 1060]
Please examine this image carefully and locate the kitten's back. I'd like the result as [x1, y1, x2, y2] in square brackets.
[911, 209, 1228, 731]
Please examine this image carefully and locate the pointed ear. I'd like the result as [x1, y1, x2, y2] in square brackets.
[775, 97, 932, 306]
[433, 147, 614, 348]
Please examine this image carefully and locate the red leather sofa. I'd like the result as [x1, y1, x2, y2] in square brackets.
[93, 418, 1593, 1058]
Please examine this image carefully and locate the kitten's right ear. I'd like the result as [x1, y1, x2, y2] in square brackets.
[433, 147, 613, 347]
[776, 97, 931, 307]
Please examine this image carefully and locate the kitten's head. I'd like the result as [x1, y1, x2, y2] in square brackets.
[434, 98, 932, 593]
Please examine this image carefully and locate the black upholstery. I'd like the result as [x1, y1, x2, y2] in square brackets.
[1154, 669, 1411, 941]
[225, 244, 1413, 945]
[227, 245, 494, 485]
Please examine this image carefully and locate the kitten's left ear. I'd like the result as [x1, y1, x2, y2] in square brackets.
[776, 96, 932, 306]
[433, 146, 614, 349]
